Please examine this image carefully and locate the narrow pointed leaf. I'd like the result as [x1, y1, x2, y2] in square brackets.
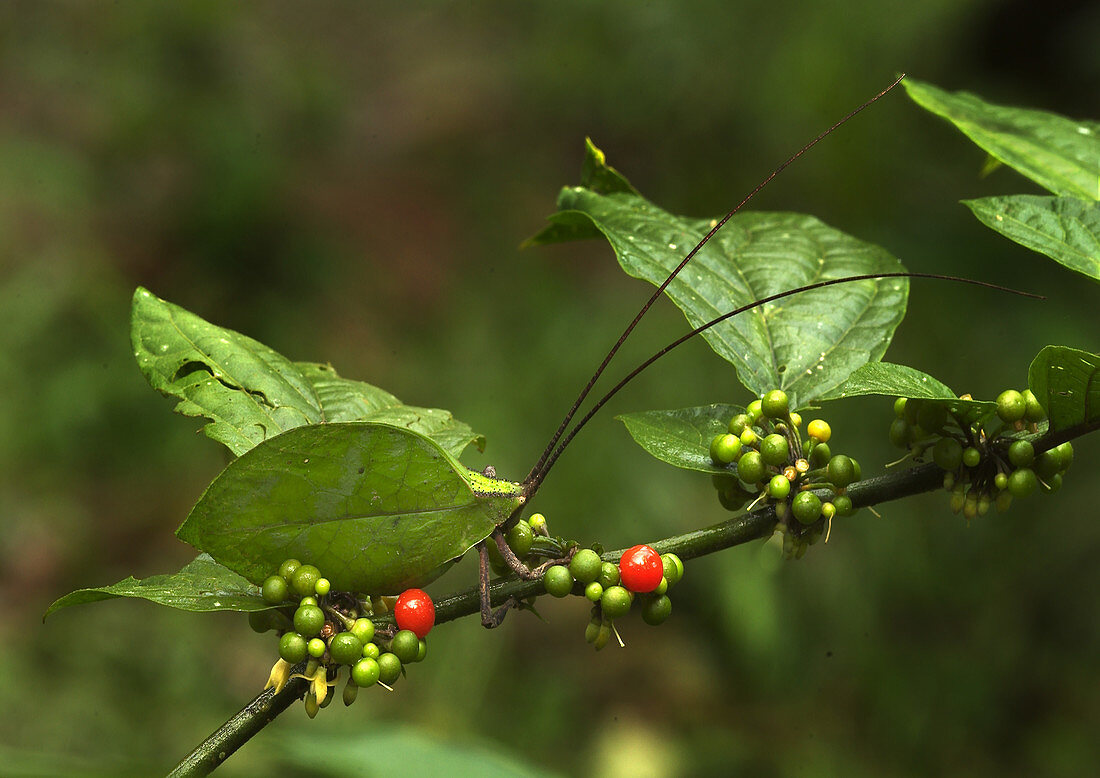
[820, 361, 994, 420]
[903, 78, 1100, 200]
[131, 287, 321, 456]
[617, 404, 746, 473]
[963, 195, 1100, 283]
[44, 554, 265, 619]
[1028, 345, 1100, 432]
[177, 422, 524, 595]
[295, 362, 485, 457]
[527, 142, 908, 408]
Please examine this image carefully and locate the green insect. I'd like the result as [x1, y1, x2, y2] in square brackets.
[159, 75, 1028, 628]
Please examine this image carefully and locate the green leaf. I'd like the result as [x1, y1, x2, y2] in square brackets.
[131, 288, 484, 459]
[44, 554, 265, 619]
[963, 195, 1100, 283]
[903, 78, 1100, 200]
[1028, 345, 1100, 432]
[177, 422, 524, 595]
[617, 404, 746, 473]
[527, 145, 909, 407]
[295, 362, 485, 457]
[819, 361, 994, 417]
[131, 287, 322, 456]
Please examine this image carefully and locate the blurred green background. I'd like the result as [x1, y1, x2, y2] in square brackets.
[3, 2, 1098, 776]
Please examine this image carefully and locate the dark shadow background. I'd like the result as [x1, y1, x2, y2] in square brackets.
[2, 2, 1098, 776]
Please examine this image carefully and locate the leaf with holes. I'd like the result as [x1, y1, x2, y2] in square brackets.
[963, 196, 1100, 284]
[904, 78, 1100, 200]
[44, 554, 266, 620]
[131, 288, 484, 459]
[617, 404, 746, 474]
[527, 141, 908, 409]
[177, 422, 524, 594]
[1028, 346, 1100, 433]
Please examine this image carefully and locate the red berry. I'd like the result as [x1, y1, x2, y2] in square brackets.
[618, 545, 664, 593]
[394, 588, 435, 638]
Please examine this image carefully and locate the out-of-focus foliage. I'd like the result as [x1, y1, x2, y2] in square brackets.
[4, 2, 1098, 776]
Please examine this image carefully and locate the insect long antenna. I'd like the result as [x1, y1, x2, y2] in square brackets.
[523, 74, 907, 490]
[525, 272, 1042, 495]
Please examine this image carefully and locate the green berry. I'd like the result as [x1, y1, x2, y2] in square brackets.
[279, 632, 308, 664]
[584, 582, 604, 602]
[362, 642, 380, 660]
[1034, 450, 1062, 479]
[1053, 442, 1074, 471]
[932, 437, 963, 471]
[343, 677, 359, 706]
[350, 618, 375, 645]
[821, 501, 836, 520]
[329, 633, 364, 665]
[543, 565, 574, 598]
[1041, 472, 1063, 493]
[661, 553, 684, 587]
[298, 596, 317, 607]
[248, 610, 274, 634]
[727, 414, 752, 435]
[709, 433, 741, 465]
[377, 653, 402, 685]
[888, 418, 911, 449]
[962, 447, 982, 468]
[760, 434, 790, 466]
[996, 390, 1026, 423]
[641, 595, 673, 626]
[916, 402, 948, 434]
[527, 513, 547, 534]
[739, 427, 758, 447]
[767, 474, 791, 500]
[1007, 468, 1038, 498]
[598, 562, 620, 589]
[825, 455, 856, 488]
[569, 549, 603, 584]
[600, 585, 632, 619]
[747, 399, 764, 421]
[290, 565, 323, 598]
[307, 637, 327, 658]
[352, 657, 380, 687]
[808, 441, 831, 468]
[833, 494, 854, 516]
[314, 578, 331, 597]
[737, 450, 766, 484]
[994, 472, 1008, 491]
[791, 491, 823, 526]
[903, 398, 922, 426]
[1022, 390, 1044, 422]
[506, 520, 535, 558]
[261, 575, 289, 605]
[761, 389, 790, 419]
[996, 491, 1013, 513]
[293, 604, 325, 638]
[277, 558, 302, 580]
[390, 630, 420, 664]
[1008, 440, 1035, 468]
[415, 639, 427, 663]
[893, 397, 907, 418]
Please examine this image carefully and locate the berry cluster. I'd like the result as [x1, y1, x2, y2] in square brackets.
[251, 558, 435, 717]
[708, 390, 861, 559]
[890, 391, 1073, 518]
[541, 545, 683, 649]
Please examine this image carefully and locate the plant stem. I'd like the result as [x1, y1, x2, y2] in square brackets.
[163, 459, 944, 777]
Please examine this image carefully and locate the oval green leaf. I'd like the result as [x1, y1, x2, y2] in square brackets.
[963, 195, 1100, 283]
[616, 404, 747, 473]
[44, 554, 266, 620]
[820, 361, 994, 420]
[904, 78, 1100, 200]
[177, 422, 524, 595]
[1028, 345, 1100, 433]
[530, 165, 907, 407]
